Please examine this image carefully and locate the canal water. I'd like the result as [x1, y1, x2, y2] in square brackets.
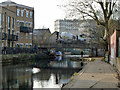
[2, 56, 85, 89]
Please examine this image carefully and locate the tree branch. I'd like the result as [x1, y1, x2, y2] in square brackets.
[107, 0, 116, 19]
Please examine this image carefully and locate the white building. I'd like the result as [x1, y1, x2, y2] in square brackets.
[54, 19, 82, 35]
[54, 19, 99, 42]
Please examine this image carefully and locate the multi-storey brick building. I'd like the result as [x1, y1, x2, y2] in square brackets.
[0, 0, 34, 48]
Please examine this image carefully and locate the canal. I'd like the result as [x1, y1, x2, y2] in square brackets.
[2, 56, 86, 89]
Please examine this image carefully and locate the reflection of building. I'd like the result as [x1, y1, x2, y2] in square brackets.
[33, 28, 51, 48]
[2, 67, 33, 89]
[0, 1, 34, 48]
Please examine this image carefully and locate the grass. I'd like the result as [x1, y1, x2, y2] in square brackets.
[117, 57, 120, 59]
[101, 57, 107, 62]
[90, 58, 95, 62]
[70, 72, 78, 80]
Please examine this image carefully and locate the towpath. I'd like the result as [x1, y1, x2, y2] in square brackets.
[63, 58, 119, 89]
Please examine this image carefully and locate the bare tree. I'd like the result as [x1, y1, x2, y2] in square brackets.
[61, 0, 119, 50]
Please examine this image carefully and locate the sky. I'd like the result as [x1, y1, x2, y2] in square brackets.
[0, 0, 66, 33]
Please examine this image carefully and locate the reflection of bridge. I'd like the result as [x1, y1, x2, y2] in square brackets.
[34, 64, 83, 70]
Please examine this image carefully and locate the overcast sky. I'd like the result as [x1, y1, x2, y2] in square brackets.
[0, 0, 66, 33]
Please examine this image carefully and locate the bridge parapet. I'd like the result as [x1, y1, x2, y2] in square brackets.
[39, 43, 105, 49]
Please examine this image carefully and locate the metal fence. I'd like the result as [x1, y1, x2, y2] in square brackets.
[2, 47, 36, 54]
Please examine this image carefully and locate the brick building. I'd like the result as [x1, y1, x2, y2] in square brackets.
[33, 28, 51, 48]
[0, 0, 34, 48]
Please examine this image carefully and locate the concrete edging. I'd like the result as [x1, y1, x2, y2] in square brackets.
[63, 62, 89, 88]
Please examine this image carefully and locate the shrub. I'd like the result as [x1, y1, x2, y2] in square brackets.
[90, 58, 95, 61]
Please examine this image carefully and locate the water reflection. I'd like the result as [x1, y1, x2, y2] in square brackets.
[32, 68, 40, 74]
[2, 57, 85, 89]
[56, 56, 62, 61]
[33, 74, 62, 88]
[2, 65, 33, 89]
[49, 57, 83, 69]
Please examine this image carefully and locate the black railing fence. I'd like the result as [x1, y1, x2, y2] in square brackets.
[2, 47, 36, 54]
[20, 26, 32, 33]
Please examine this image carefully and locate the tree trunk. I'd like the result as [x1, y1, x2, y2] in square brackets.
[103, 29, 108, 40]
[103, 27, 111, 62]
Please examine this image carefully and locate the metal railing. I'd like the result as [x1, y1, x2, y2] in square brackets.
[2, 47, 35, 54]
[20, 26, 32, 33]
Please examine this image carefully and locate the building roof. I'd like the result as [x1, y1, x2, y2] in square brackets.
[0, 0, 34, 10]
[34, 28, 51, 36]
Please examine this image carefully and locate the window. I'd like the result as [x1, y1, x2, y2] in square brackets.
[8, 41, 10, 47]
[26, 44, 28, 48]
[26, 11, 29, 18]
[12, 42, 14, 47]
[17, 9, 20, 16]
[12, 30, 15, 35]
[6, 41, 7, 47]
[20, 44, 23, 48]
[2, 28, 4, 32]
[5, 27, 7, 33]
[25, 22, 30, 27]
[30, 22, 32, 27]
[8, 16, 11, 28]
[21, 10, 24, 17]
[14, 19, 15, 27]
[0, 13, 1, 28]
[20, 22, 24, 27]
[30, 45, 32, 48]
[29, 33, 32, 39]
[17, 22, 19, 27]
[3, 14, 4, 22]
[12, 17, 14, 29]
[2, 42, 4, 47]
[26, 33, 28, 39]
[29, 44, 32, 48]
[30, 12, 32, 18]
[21, 34, 23, 39]
[17, 32, 19, 39]
[6, 16, 7, 25]
[16, 44, 19, 47]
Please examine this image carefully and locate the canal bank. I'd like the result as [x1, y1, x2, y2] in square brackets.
[62, 57, 119, 88]
[2, 54, 35, 65]
[2, 53, 55, 65]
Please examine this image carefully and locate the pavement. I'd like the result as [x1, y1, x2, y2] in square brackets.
[63, 58, 119, 89]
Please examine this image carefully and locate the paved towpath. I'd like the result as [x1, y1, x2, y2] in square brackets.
[63, 58, 119, 88]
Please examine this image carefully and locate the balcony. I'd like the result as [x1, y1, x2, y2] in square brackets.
[8, 34, 18, 41]
[2, 33, 7, 40]
[20, 26, 32, 33]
